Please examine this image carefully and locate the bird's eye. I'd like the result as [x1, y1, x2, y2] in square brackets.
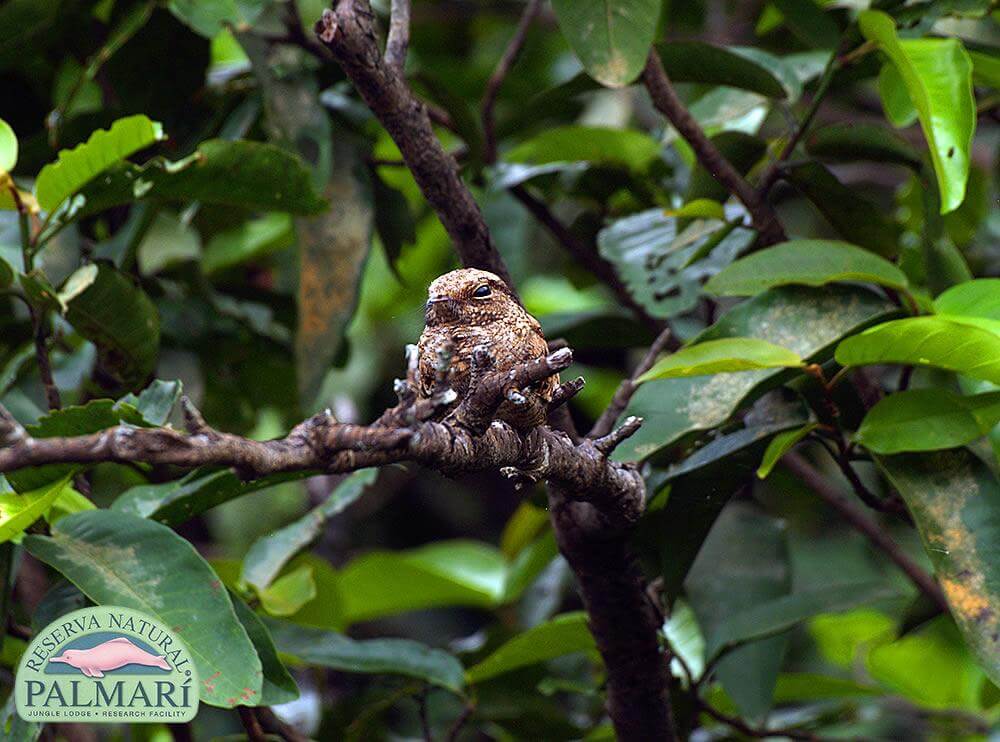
[473, 285, 491, 298]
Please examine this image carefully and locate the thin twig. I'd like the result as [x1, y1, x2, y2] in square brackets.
[589, 325, 673, 439]
[784, 453, 948, 613]
[508, 185, 664, 333]
[698, 701, 822, 741]
[237, 707, 266, 742]
[416, 687, 434, 741]
[481, 0, 541, 163]
[384, 0, 410, 71]
[445, 702, 474, 742]
[641, 50, 786, 246]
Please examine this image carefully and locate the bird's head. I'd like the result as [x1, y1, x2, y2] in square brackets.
[424, 268, 521, 327]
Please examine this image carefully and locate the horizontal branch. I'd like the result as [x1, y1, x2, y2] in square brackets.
[0, 350, 645, 529]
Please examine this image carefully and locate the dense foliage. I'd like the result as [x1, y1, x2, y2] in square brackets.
[0, 0, 998, 739]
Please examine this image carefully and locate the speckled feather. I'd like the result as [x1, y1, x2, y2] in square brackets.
[417, 269, 556, 428]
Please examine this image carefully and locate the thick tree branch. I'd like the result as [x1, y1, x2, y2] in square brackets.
[314, 1, 513, 286]
[642, 51, 787, 246]
[783, 452, 947, 613]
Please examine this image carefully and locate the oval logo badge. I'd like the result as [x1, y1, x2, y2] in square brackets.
[15, 605, 199, 723]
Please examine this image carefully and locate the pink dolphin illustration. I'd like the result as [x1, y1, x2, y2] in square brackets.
[48, 637, 171, 678]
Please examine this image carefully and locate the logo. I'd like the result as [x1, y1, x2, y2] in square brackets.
[15, 606, 198, 723]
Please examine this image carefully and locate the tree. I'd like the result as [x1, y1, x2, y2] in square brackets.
[0, 0, 997, 739]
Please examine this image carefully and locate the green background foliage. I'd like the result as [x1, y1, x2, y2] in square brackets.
[0, 0, 997, 739]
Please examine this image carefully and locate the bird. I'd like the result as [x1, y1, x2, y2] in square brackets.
[416, 268, 556, 429]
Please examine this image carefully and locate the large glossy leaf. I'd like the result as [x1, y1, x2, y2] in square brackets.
[656, 42, 786, 98]
[0, 118, 16, 172]
[686, 504, 791, 720]
[783, 163, 902, 257]
[934, 279, 1000, 321]
[860, 10, 975, 213]
[550, 0, 660, 87]
[336, 541, 508, 623]
[62, 262, 159, 390]
[0, 475, 71, 543]
[805, 123, 921, 169]
[230, 593, 299, 706]
[835, 317, 1000, 385]
[639, 338, 802, 382]
[35, 115, 165, 212]
[202, 212, 294, 275]
[113, 468, 313, 526]
[168, 0, 267, 37]
[505, 126, 662, 171]
[77, 139, 327, 218]
[857, 389, 1000, 453]
[597, 209, 755, 319]
[24, 510, 262, 707]
[618, 285, 898, 461]
[265, 618, 465, 693]
[465, 612, 595, 684]
[242, 469, 377, 591]
[877, 450, 1000, 686]
[705, 239, 908, 297]
[709, 582, 899, 660]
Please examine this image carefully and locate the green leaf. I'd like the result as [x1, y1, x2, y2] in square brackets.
[771, 0, 840, 49]
[242, 469, 377, 591]
[265, 618, 465, 693]
[168, 0, 267, 37]
[933, 279, 1000, 321]
[229, 592, 299, 706]
[835, 317, 1000, 385]
[0, 344, 33, 397]
[618, 285, 897, 461]
[638, 338, 802, 382]
[686, 132, 766, 205]
[686, 504, 791, 719]
[0, 476, 71, 543]
[203, 212, 294, 275]
[337, 541, 507, 623]
[0, 118, 16, 172]
[77, 139, 327, 218]
[704, 239, 909, 297]
[259, 564, 317, 617]
[505, 126, 662, 172]
[809, 608, 895, 669]
[860, 10, 975, 213]
[783, 163, 902, 257]
[969, 49, 1000, 88]
[876, 450, 1000, 687]
[113, 468, 312, 526]
[877, 61, 918, 128]
[550, 0, 660, 87]
[35, 115, 165, 213]
[655, 42, 787, 98]
[666, 199, 726, 221]
[867, 615, 990, 711]
[24, 510, 262, 707]
[137, 211, 201, 276]
[805, 122, 922, 169]
[597, 209, 755, 319]
[857, 389, 1000, 453]
[118, 379, 183, 427]
[465, 612, 595, 684]
[62, 262, 160, 390]
[708, 582, 899, 660]
[757, 423, 818, 478]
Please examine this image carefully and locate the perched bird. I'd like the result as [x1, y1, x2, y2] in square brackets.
[416, 268, 556, 429]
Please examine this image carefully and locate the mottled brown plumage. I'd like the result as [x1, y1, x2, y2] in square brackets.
[416, 269, 556, 428]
